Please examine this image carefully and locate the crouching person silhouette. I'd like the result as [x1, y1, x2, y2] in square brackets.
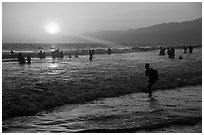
[145, 63, 158, 97]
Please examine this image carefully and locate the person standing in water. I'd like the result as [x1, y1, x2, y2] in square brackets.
[167, 48, 170, 58]
[145, 63, 158, 97]
[89, 50, 93, 61]
[27, 55, 31, 64]
[18, 53, 26, 64]
[184, 46, 187, 53]
[107, 47, 111, 55]
[189, 45, 193, 53]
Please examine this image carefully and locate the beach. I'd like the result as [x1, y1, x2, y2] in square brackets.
[3, 85, 202, 133]
[2, 47, 202, 132]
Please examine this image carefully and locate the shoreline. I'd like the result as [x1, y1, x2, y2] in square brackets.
[3, 85, 202, 133]
[3, 84, 202, 120]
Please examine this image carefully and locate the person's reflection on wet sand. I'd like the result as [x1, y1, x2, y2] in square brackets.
[148, 96, 159, 111]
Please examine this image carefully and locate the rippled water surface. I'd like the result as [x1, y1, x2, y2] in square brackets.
[2, 49, 202, 132]
[3, 86, 202, 133]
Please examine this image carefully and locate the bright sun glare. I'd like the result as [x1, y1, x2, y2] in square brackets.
[45, 22, 60, 34]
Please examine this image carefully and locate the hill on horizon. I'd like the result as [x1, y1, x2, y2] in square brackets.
[84, 18, 202, 45]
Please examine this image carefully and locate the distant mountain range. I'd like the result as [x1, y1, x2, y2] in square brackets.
[82, 18, 202, 45]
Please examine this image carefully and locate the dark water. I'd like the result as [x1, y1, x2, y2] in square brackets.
[3, 86, 202, 133]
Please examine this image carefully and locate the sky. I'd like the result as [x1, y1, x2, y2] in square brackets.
[2, 2, 202, 43]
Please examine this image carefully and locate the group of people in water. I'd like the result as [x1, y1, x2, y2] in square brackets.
[14, 45, 194, 67]
[39, 50, 46, 59]
[14, 47, 112, 64]
[159, 45, 194, 59]
[148, 45, 194, 97]
[11, 45, 196, 97]
[184, 45, 193, 54]
[17, 53, 31, 64]
[89, 49, 95, 61]
[159, 47, 175, 58]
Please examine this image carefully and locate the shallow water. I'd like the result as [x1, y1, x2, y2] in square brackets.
[3, 86, 202, 133]
[2, 48, 202, 132]
[3, 48, 201, 91]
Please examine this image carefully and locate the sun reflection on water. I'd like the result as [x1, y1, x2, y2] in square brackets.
[49, 63, 59, 68]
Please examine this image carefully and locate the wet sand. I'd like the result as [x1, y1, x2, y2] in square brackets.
[3, 85, 202, 133]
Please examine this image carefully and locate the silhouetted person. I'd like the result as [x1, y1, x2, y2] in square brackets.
[10, 50, 14, 54]
[159, 47, 162, 55]
[27, 55, 31, 64]
[89, 50, 93, 61]
[39, 50, 43, 59]
[107, 47, 111, 55]
[75, 54, 79, 58]
[10, 50, 14, 58]
[145, 63, 158, 97]
[163, 48, 166, 55]
[167, 48, 171, 58]
[184, 46, 187, 53]
[179, 55, 183, 59]
[169, 47, 175, 58]
[159, 47, 165, 55]
[18, 53, 25, 64]
[189, 45, 193, 53]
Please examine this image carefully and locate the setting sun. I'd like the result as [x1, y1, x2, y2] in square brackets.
[45, 22, 60, 34]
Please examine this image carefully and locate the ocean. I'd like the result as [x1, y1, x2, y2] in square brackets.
[2, 46, 202, 133]
[2, 43, 111, 52]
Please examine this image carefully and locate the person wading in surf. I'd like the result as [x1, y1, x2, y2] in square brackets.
[145, 63, 158, 97]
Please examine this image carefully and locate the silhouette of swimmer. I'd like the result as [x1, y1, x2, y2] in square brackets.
[10, 50, 14, 58]
[39, 50, 42, 59]
[168, 47, 175, 58]
[18, 53, 26, 64]
[107, 47, 111, 55]
[10, 50, 14, 54]
[159, 47, 162, 55]
[167, 48, 170, 58]
[89, 50, 93, 61]
[184, 46, 187, 53]
[145, 63, 158, 97]
[179, 55, 183, 59]
[159, 47, 165, 55]
[27, 55, 31, 64]
[189, 45, 193, 53]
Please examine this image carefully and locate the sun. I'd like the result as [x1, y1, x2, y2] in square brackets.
[45, 22, 60, 34]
